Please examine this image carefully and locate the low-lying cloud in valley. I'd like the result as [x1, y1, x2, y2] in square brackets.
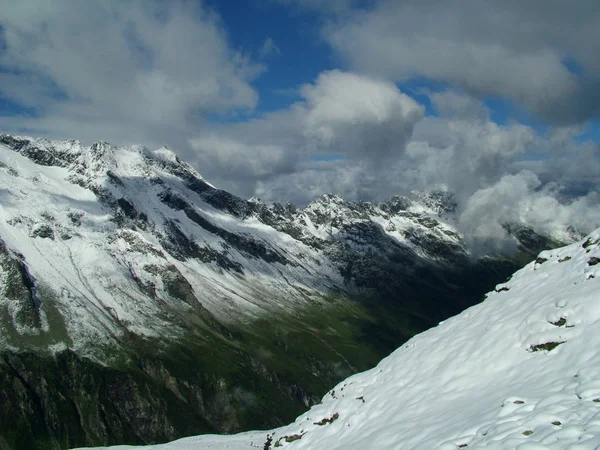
[0, 0, 599, 250]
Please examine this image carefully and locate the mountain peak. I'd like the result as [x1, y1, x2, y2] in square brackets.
[310, 192, 345, 205]
[415, 189, 457, 216]
[150, 146, 180, 164]
[88, 141, 117, 169]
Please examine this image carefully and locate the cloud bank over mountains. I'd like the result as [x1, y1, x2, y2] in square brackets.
[298, 0, 600, 125]
[0, 0, 599, 246]
[0, 1, 261, 145]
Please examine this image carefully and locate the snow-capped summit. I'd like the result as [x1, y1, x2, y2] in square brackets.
[150, 146, 180, 165]
[87, 229, 600, 449]
[415, 189, 457, 216]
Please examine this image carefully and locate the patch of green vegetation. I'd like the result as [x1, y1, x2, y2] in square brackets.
[0, 282, 72, 351]
[235, 297, 384, 387]
[75, 294, 386, 442]
[0, 348, 220, 450]
[558, 256, 571, 263]
[522, 430, 533, 436]
[0, 292, 399, 450]
[550, 318, 567, 327]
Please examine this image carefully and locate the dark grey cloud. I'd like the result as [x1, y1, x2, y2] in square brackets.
[429, 91, 490, 121]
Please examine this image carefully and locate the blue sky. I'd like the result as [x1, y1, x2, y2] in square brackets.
[203, 1, 334, 114]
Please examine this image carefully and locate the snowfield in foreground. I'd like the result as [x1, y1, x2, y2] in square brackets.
[78, 228, 600, 450]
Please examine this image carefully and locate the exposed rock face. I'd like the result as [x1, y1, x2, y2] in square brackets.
[0, 133, 567, 449]
[0, 346, 323, 450]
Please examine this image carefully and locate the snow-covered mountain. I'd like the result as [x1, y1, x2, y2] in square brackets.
[81, 229, 600, 450]
[0, 133, 469, 347]
[0, 133, 566, 449]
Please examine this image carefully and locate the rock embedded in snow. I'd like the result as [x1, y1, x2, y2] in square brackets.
[30, 222, 55, 240]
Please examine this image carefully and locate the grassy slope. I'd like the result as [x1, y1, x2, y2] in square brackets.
[0, 292, 394, 450]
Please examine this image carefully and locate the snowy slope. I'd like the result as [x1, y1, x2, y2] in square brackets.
[0, 134, 338, 355]
[84, 229, 600, 449]
[0, 132, 487, 359]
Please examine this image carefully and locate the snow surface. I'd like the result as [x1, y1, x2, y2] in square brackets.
[77, 229, 600, 449]
[0, 136, 349, 355]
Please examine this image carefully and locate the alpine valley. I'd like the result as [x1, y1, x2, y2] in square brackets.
[0, 133, 571, 450]
[83, 222, 600, 450]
